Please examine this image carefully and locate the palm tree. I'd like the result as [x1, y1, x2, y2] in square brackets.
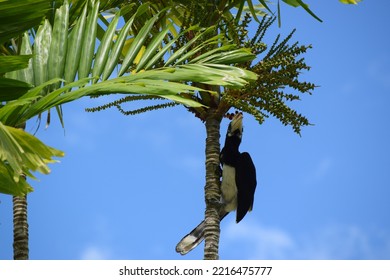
[1, 0, 58, 259]
[0, 0, 256, 259]
[2, 0, 357, 260]
[87, 2, 316, 259]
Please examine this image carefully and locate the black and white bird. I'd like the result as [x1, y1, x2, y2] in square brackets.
[176, 113, 257, 255]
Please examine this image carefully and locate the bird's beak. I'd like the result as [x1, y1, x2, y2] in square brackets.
[230, 113, 243, 134]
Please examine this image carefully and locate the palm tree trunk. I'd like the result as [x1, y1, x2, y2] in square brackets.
[13, 195, 29, 259]
[12, 123, 29, 260]
[203, 110, 222, 260]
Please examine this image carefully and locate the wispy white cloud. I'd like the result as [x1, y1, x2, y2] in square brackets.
[297, 225, 373, 259]
[222, 220, 390, 259]
[79, 215, 115, 260]
[224, 220, 295, 259]
[80, 245, 112, 260]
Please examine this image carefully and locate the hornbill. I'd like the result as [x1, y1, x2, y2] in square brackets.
[176, 113, 257, 255]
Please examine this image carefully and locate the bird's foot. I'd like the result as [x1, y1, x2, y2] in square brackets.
[206, 196, 222, 208]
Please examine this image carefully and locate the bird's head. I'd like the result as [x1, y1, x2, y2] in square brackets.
[221, 112, 244, 165]
[227, 112, 243, 140]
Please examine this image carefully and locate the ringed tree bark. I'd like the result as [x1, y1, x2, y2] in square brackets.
[203, 109, 223, 260]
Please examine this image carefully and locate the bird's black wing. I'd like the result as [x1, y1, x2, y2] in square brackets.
[235, 152, 257, 223]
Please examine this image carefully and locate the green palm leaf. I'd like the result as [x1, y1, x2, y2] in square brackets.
[0, 0, 258, 195]
[0, 122, 63, 195]
[0, 0, 51, 44]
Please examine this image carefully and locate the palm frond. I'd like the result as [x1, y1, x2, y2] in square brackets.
[0, 121, 63, 196]
[0, 0, 51, 44]
[0, 0, 258, 195]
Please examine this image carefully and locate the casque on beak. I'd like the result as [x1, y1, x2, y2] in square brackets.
[228, 112, 243, 136]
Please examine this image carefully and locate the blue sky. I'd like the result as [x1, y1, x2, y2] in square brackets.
[1, 1, 390, 260]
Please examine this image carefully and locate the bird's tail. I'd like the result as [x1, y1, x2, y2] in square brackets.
[176, 212, 229, 255]
[176, 220, 205, 255]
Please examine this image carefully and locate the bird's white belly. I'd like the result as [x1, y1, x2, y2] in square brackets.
[221, 165, 237, 212]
